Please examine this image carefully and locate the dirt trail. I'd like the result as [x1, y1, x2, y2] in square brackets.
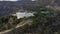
[0, 20, 32, 34]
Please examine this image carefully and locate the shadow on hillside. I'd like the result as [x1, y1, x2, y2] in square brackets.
[4, 27, 26, 34]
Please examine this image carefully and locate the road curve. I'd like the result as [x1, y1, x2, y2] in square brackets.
[0, 19, 32, 34]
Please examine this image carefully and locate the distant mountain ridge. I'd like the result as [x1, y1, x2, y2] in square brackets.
[0, 0, 60, 6]
[0, 0, 60, 17]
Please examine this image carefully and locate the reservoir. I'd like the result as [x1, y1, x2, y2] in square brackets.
[12, 12, 34, 19]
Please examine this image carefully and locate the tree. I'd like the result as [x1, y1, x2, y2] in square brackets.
[22, 6, 60, 34]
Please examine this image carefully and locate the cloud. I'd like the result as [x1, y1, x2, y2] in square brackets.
[31, 0, 36, 1]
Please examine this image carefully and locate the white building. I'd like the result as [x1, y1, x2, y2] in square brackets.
[12, 12, 34, 19]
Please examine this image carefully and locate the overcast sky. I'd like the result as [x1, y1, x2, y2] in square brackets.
[0, 0, 36, 1]
[0, 0, 18, 1]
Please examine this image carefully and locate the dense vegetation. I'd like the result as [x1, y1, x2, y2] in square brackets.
[0, 6, 60, 34]
[0, 15, 20, 31]
[22, 7, 60, 34]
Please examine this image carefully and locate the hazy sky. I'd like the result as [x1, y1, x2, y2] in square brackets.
[0, 0, 36, 1]
[32, 0, 36, 1]
[0, 0, 18, 1]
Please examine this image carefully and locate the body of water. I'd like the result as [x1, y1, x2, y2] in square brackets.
[12, 12, 34, 19]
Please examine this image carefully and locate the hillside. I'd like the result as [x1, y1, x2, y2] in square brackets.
[0, 0, 60, 34]
[0, 6, 60, 34]
[0, 0, 60, 17]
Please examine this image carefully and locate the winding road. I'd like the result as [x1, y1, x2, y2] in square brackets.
[0, 19, 32, 34]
